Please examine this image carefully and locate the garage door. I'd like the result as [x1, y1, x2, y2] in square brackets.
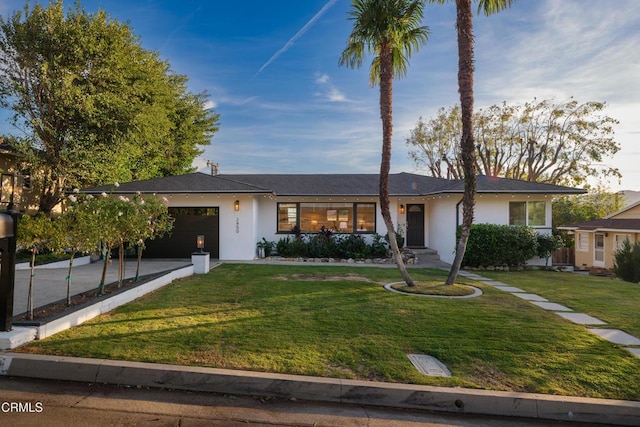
[143, 207, 219, 258]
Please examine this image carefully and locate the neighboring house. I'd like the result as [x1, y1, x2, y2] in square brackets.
[559, 201, 640, 270]
[0, 138, 39, 214]
[82, 172, 584, 264]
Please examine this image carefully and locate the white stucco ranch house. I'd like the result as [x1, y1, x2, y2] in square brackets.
[82, 172, 584, 265]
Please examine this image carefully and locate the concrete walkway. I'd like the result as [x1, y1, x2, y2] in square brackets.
[456, 270, 640, 359]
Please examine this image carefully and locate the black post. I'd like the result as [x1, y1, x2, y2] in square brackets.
[0, 212, 18, 332]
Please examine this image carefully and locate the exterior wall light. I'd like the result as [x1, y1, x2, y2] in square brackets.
[234, 200, 240, 211]
[399, 204, 405, 214]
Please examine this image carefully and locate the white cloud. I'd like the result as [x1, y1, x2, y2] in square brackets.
[314, 72, 348, 103]
[202, 100, 217, 109]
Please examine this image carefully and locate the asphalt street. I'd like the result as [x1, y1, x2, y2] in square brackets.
[0, 377, 614, 427]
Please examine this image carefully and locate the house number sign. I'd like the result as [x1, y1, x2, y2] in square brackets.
[236, 217, 240, 234]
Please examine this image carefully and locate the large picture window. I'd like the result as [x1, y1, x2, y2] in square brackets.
[277, 202, 376, 233]
[509, 201, 546, 227]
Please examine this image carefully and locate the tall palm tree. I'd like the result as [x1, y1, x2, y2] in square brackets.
[340, 0, 429, 287]
[440, 0, 514, 285]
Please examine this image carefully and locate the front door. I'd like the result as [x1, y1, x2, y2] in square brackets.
[593, 233, 605, 268]
[406, 204, 425, 247]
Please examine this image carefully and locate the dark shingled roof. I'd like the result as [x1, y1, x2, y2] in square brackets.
[437, 175, 585, 194]
[559, 218, 640, 232]
[81, 172, 585, 196]
[82, 173, 271, 194]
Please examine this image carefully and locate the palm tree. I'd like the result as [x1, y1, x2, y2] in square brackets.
[438, 0, 514, 285]
[340, 0, 429, 287]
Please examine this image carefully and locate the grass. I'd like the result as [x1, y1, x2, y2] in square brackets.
[391, 281, 475, 296]
[15, 264, 640, 401]
[479, 270, 640, 338]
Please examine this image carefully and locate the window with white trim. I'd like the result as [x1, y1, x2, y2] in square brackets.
[509, 201, 546, 227]
[577, 232, 589, 252]
[614, 234, 631, 251]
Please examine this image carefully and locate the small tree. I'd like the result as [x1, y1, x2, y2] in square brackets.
[613, 239, 640, 283]
[128, 193, 173, 281]
[536, 233, 564, 267]
[61, 192, 101, 305]
[17, 214, 61, 319]
[90, 193, 128, 294]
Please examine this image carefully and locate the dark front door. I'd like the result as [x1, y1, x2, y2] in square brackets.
[406, 204, 425, 247]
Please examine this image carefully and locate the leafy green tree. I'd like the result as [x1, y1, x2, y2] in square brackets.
[553, 188, 625, 229]
[407, 99, 620, 186]
[128, 193, 174, 281]
[17, 213, 61, 319]
[0, 1, 219, 214]
[61, 191, 101, 305]
[340, 0, 429, 287]
[536, 233, 563, 267]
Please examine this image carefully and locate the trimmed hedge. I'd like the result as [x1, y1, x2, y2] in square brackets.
[459, 223, 538, 267]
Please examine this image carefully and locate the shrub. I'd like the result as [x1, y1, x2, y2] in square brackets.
[613, 239, 640, 283]
[306, 233, 335, 258]
[460, 223, 538, 267]
[335, 234, 370, 259]
[273, 233, 388, 259]
[276, 236, 306, 257]
[536, 233, 564, 266]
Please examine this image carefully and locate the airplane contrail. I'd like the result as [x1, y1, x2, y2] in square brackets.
[253, 0, 339, 79]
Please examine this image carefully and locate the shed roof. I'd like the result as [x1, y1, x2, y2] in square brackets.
[558, 218, 640, 233]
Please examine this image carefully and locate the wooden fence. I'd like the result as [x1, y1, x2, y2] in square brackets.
[552, 247, 574, 266]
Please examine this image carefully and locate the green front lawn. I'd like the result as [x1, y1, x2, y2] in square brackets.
[480, 270, 640, 338]
[16, 264, 640, 400]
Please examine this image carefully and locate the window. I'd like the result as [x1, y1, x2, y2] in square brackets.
[277, 202, 375, 233]
[277, 203, 298, 232]
[577, 232, 589, 252]
[509, 201, 546, 227]
[355, 203, 375, 232]
[614, 234, 631, 251]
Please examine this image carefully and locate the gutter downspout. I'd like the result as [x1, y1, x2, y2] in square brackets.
[455, 198, 463, 230]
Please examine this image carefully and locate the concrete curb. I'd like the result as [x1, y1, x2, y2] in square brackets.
[1, 352, 638, 426]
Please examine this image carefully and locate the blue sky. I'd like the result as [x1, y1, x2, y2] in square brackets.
[1, 0, 639, 190]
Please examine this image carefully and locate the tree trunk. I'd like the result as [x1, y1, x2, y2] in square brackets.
[98, 246, 110, 295]
[27, 250, 36, 320]
[66, 252, 75, 306]
[135, 245, 143, 282]
[118, 241, 124, 288]
[447, 0, 477, 285]
[379, 44, 415, 287]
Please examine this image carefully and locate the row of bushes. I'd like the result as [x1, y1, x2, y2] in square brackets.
[259, 230, 389, 260]
[460, 224, 563, 267]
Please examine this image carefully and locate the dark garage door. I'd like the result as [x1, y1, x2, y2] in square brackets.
[143, 207, 219, 258]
